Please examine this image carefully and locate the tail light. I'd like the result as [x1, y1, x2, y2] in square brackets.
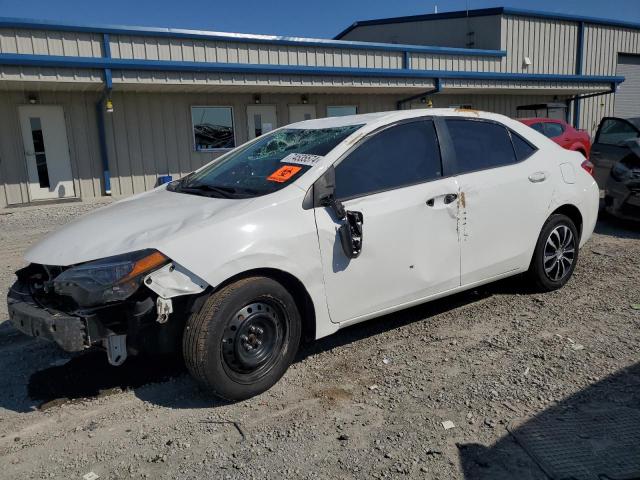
[581, 159, 594, 176]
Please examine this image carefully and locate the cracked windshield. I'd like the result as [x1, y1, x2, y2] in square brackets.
[175, 125, 363, 198]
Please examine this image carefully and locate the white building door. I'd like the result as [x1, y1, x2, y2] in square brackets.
[18, 105, 76, 201]
[246, 105, 277, 140]
[288, 104, 316, 124]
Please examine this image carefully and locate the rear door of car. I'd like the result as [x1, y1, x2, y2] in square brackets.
[440, 118, 553, 286]
[313, 118, 461, 323]
[591, 117, 640, 187]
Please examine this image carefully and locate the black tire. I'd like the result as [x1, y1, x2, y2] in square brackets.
[527, 214, 579, 292]
[183, 276, 301, 401]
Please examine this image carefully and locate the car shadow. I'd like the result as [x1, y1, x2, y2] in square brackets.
[0, 274, 529, 413]
[594, 211, 640, 239]
[457, 362, 640, 479]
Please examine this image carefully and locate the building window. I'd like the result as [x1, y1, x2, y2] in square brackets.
[327, 106, 357, 117]
[191, 106, 235, 151]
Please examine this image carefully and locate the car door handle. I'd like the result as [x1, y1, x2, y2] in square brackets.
[426, 193, 458, 207]
[443, 193, 458, 204]
[528, 172, 546, 183]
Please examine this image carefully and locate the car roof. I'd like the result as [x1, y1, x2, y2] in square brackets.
[286, 108, 513, 130]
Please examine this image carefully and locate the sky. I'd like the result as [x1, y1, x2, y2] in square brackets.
[0, 0, 639, 38]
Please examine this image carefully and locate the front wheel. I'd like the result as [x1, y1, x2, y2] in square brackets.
[527, 214, 579, 292]
[183, 276, 301, 401]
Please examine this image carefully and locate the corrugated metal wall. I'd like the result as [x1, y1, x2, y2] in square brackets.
[0, 90, 103, 207]
[0, 28, 103, 56]
[500, 16, 578, 75]
[110, 35, 405, 69]
[580, 24, 640, 133]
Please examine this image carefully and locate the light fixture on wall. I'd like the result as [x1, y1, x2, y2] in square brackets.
[253, 94, 261, 104]
[523, 56, 532, 68]
[27, 94, 38, 104]
[301, 95, 309, 104]
[105, 98, 114, 113]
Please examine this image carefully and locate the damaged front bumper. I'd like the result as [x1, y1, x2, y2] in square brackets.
[7, 277, 170, 365]
[8, 280, 107, 352]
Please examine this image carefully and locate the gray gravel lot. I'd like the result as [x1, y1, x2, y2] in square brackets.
[0, 200, 639, 479]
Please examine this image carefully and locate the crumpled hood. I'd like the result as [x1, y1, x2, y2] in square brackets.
[26, 187, 256, 266]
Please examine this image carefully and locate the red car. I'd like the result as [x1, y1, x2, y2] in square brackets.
[519, 118, 591, 159]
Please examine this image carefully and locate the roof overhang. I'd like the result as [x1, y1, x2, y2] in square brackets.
[0, 54, 623, 97]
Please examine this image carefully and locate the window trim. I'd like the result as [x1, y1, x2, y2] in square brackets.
[332, 117, 445, 202]
[191, 105, 236, 152]
[326, 105, 358, 118]
[594, 116, 640, 147]
[508, 129, 538, 162]
[441, 116, 538, 176]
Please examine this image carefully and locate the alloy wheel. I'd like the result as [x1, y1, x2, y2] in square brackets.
[543, 224, 575, 281]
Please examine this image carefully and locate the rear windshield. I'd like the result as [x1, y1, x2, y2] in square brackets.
[172, 125, 362, 198]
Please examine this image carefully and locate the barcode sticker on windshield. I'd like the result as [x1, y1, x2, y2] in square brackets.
[280, 153, 323, 166]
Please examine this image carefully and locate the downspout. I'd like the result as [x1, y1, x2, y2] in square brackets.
[96, 33, 112, 195]
[397, 78, 442, 110]
[572, 21, 585, 128]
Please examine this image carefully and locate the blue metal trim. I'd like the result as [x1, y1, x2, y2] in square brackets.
[0, 16, 506, 57]
[334, 7, 640, 39]
[573, 22, 585, 128]
[0, 53, 625, 84]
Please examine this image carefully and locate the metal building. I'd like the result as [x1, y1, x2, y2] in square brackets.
[0, 7, 637, 207]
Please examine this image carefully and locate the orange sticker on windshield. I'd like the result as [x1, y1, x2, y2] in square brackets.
[267, 165, 302, 183]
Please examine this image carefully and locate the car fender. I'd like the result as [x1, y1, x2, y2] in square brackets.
[154, 194, 336, 340]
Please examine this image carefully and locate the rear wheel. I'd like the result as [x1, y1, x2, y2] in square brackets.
[183, 276, 301, 401]
[527, 214, 579, 292]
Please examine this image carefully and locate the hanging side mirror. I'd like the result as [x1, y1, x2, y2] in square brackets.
[314, 166, 363, 259]
[338, 210, 363, 259]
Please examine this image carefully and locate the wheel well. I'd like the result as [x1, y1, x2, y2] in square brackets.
[552, 204, 583, 237]
[213, 268, 316, 343]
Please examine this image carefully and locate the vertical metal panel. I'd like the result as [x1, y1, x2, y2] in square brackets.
[108, 34, 404, 70]
[501, 15, 577, 75]
[0, 28, 103, 57]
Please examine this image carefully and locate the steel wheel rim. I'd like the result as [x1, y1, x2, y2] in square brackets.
[543, 224, 575, 281]
[221, 301, 286, 382]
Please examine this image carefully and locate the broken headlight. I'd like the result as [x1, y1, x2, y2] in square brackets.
[53, 249, 168, 307]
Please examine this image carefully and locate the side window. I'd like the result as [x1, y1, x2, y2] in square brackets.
[545, 122, 565, 138]
[510, 131, 538, 161]
[335, 120, 442, 200]
[531, 122, 547, 135]
[446, 119, 517, 174]
[596, 118, 640, 146]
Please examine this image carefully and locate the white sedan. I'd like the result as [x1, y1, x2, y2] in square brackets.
[8, 109, 599, 400]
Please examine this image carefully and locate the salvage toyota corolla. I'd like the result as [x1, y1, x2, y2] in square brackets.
[8, 109, 599, 400]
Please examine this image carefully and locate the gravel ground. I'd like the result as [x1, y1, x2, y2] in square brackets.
[0, 200, 639, 480]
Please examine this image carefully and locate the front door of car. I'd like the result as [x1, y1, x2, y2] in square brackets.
[442, 118, 554, 286]
[314, 119, 461, 324]
[591, 117, 640, 187]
